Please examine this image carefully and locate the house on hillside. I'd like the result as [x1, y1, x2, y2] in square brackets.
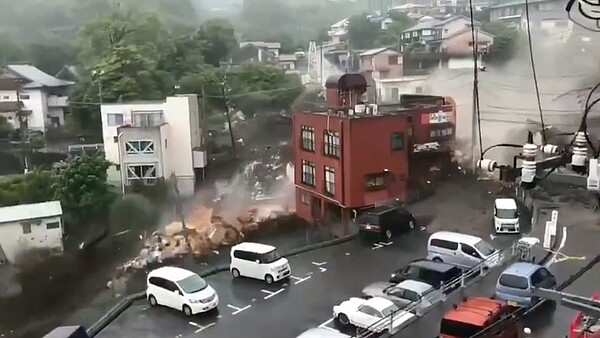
[100, 95, 206, 197]
[0, 65, 74, 132]
[328, 18, 350, 44]
[0, 201, 64, 265]
[489, 0, 570, 36]
[230, 43, 277, 65]
[358, 48, 404, 101]
[401, 15, 493, 73]
[239, 41, 281, 57]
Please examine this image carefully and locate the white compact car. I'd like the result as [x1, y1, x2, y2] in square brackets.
[230, 242, 291, 284]
[493, 198, 520, 234]
[333, 297, 415, 334]
[146, 266, 218, 316]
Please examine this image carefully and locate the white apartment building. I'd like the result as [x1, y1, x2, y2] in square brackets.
[100, 95, 207, 197]
[0, 65, 74, 131]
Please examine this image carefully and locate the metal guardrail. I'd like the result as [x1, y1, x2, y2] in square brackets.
[356, 243, 520, 337]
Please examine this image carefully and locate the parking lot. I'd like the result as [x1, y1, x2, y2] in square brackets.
[97, 228, 520, 338]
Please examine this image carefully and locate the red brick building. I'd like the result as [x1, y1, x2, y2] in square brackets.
[292, 73, 456, 228]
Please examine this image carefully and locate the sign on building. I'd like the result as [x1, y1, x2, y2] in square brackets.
[421, 110, 452, 125]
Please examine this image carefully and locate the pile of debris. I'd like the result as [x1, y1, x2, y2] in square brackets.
[120, 204, 292, 272]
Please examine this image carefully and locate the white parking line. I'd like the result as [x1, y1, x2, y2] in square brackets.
[380, 241, 393, 246]
[289, 275, 312, 284]
[312, 261, 327, 266]
[261, 288, 285, 299]
[227, 304, 251, 315]
[188, 322, 216, 333]
[372, 243, 383, 250]
[319, 317, 335, 328]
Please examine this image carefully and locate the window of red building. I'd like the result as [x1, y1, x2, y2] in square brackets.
[324, 131, 340, 157]
[302, 160, 316, 186]
[301, 126, 315, 151]
[390, 132, 405, 151]
[365, 173, 386, 190]
[325, 166, 335, 195]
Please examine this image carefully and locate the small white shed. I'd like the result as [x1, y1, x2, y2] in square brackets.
[0, 201, 64, 264]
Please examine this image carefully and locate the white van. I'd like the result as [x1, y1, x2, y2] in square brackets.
[230, 242, 291, 284]
[493, 198, 520, 234]
[146, 266, 218, 316]
[426, 231, 500, 269]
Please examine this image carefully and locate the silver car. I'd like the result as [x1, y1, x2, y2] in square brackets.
[362, 279, 443, 313]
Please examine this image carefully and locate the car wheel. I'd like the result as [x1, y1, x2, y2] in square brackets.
[183, 305, 193, 316]
[408, 220, 415, 230]
[148, 295, 157, 307]
[337, 313, 350, 325]
[432, 257, 443, 263]
[231, 268, 240, 278]
[385, 230, 393, 240]
[265, 274, 274, 284]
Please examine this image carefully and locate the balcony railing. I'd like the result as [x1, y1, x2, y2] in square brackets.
[47, 96, 68, 107]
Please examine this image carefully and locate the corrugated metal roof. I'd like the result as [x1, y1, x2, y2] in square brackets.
[0, 201, 63, 224]
[6, 65, 75, 88]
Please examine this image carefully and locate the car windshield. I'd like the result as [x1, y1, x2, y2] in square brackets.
[440, 319, 483, 337]
[499, 273, 529, 289]
[474, 240, 496, 256]
[496, 208, 517, 219]
[382, 303, 400, 317]
[177, 274, 208, 294]
[259, 249, 281, 264]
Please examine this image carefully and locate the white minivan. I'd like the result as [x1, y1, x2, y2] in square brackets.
[493, 198, 520, 234]
[426, 231, 501, 269]
[230, 242, 291, 284]
[147, 266, 218, 316]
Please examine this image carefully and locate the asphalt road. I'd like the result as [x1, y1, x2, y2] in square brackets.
[96, 228, 520, 338]
[521, 225, 600, 338]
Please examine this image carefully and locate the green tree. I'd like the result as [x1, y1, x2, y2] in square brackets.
[196, 19, 238, 67]
[347, 14, 381, 49]
[227, 64, 304, 116]
[482, 22, 519, 63]
[376, 12, 415, 50]
[52, 153, 112, 226]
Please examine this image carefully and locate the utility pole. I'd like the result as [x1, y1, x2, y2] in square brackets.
[319, 40, 323, 85]
[221, 61, 237, 160]
[200, 84, 207, 183]
[470, 27, 480, 172]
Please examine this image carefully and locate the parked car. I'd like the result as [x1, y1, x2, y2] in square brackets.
[440, 297, 519, 338]
[146, 266, 219, 316]
[230, 242, 291, 284]
[295, 328, 348, 337]
[362, 279, 443, 313]
[389, 259, 463, 293]
[426, 231, 501, 269]
[333, 297, 415, 334]
[495, 262, 557, 307]
[356, 205, 416, 240]
[493, 198, 520, 234]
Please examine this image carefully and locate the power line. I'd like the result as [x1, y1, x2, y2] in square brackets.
[523, 0, 546, 144]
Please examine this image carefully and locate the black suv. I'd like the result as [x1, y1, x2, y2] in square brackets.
[389, 259, 463, 293]
[356, 205, 416, 240]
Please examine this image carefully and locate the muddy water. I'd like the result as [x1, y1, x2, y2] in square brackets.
[0, 234, 144, 338]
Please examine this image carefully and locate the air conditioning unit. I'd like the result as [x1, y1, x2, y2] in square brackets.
[355, 104, 366, 114]
[369, 104, 378, 115]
